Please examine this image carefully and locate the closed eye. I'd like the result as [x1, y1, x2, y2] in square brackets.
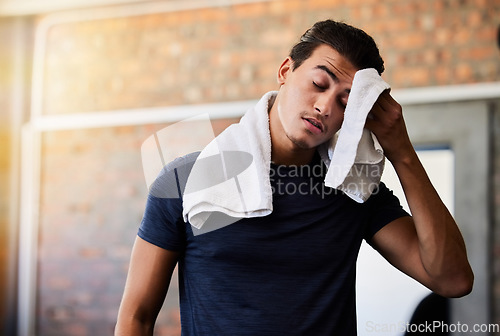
[313, 81, 327, 90]
[339, 97, 347, 110]
[339, 97, 348, 110]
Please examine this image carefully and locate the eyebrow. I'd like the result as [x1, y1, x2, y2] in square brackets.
[315, 65, 339, 83]
[315, 65, 351, 94]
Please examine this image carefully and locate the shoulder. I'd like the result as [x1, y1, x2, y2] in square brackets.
[149, 152, 200, 199]
[165, 151, 201, 172]
[367, 182, 399, 204]
[365, 182, 408, 216]
[362, 182, 410, 241]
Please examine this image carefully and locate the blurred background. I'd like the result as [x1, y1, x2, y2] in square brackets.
[0, 0, 499, 335]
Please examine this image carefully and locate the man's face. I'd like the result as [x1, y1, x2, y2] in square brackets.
[272, 44, 358, 150]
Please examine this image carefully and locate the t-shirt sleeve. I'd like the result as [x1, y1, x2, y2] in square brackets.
[138, 193, 185, 251]
[137, 153, 200, 251]
[363, 182, 410, 245]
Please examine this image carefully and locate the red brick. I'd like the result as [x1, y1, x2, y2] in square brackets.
[459, 46, 496, 60]
[270, 0, 304, 13]
[455, 63, 474, 81]
[466, 11, 483, 27]
[48, 277, 73, 290]
[454, 28, 472, 45]
[393, 66, 430, 86]
[476, 26, 497, 42]
[196, 7, 229, 22]
[307, 0, 344, 9]
[233, 2, 268, 18]
[63, 323, 87, 336]
[79, 247, 105, 259]
[392, 32, 427, 50]
[435, 67, 452, 85]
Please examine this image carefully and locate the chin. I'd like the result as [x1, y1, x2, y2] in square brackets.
[286, 129, 325, 150]
[290, 137, 318, 150]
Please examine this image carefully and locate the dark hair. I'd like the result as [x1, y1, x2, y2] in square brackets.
[290, 20, 385, 74]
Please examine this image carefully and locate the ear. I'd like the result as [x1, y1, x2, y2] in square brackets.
[277, 57, 293, 85]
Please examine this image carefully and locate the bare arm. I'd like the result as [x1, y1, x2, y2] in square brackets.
[366, 90, 474, 298]
[115, 237, 180, 335]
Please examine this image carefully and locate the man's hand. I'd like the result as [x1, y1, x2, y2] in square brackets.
[365, 90, 413, 165]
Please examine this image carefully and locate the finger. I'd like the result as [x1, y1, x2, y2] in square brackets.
[368, 92, 391, 121]
[367, 98, 395, 129]
[379, 90, 401, 110]
[372, 92, 403, 124]
[373, 90, 394, 111]
[366, 105, 383, 126]
[364, 116, 380, 134]
[369, 99, 385, 120]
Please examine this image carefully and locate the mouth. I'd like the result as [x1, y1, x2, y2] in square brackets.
[303, 117, 324, 133]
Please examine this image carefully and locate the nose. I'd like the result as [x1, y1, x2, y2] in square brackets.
[314, 85, 350, 117]
[314, 92, 337, 117]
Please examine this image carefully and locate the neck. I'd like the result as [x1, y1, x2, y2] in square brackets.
[271, 146, 316, 166]
[268, 96, 316, 166]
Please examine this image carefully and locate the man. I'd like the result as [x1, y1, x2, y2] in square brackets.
[115, 20, 473, 335]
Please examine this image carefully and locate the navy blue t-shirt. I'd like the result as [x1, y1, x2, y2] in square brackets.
[138, 152, 409, 336]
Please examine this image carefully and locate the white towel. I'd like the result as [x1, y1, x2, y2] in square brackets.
[183, 68, 389, 230]
[182, 92, 275, 232]
[320, 68, 390, 202]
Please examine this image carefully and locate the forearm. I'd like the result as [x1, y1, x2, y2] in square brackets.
[115, 238, 179, 335]
[392, 149, 473, 296]
[115, 292, 158, 336]
[115, 314, 154, 336]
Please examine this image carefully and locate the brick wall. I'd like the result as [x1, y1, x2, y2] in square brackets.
[29, 0, 500, 334]
[37, 119, 236, 335]
[41, 0, 500, 118]
[38, 126, 149, 335]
